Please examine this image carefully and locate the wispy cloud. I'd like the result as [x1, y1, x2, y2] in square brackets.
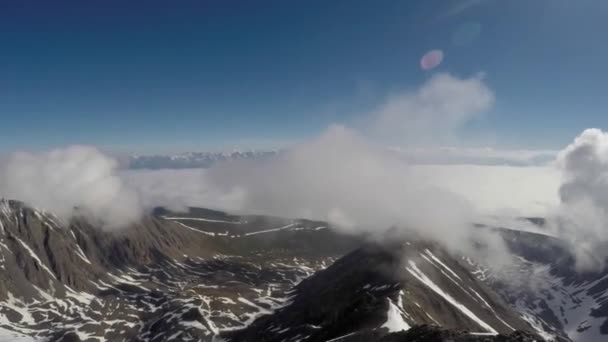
[439, 0, 486, 19]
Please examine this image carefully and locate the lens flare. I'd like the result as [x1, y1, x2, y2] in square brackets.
[420, 50, 444, 70]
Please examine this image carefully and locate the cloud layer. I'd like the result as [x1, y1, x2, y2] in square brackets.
[389, 146, 556, 166]
[120, 168, 244, 214]
[0, 146, 141, 229]
[207, 125, 474, 235]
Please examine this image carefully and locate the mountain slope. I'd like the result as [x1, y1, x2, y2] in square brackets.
[467, 226, 608, 342]
[0, 200, 359, 341]
[1, 201, 566, 342]
[224, 240, 539, 342]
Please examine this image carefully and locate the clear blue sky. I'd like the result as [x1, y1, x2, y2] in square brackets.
[1, 0, 606, 153]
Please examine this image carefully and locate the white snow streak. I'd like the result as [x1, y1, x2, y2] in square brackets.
[381, 297, 411, 332]
[243, 223, 295, 236]
[14, 237, 57, 280]
[163, 217, 242, 224]
[175, 222, 216, 236]
[424, 249, 462, 280]
[406, 260, 497, 334]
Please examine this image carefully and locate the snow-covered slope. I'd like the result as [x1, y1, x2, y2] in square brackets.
[467, 227, 608, 342]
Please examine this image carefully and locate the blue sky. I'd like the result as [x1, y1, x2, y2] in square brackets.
[0, 0, 607, 153]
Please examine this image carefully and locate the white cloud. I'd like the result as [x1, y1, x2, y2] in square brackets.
[0, 72, 558, 264]
[200, 125, 479, 252]
[148, 74, 513, 260]
[120, 168, 244, 213]
[549, 128, 608, 270]
[0, 146, 142, 229]
[370, 73, 494, 145]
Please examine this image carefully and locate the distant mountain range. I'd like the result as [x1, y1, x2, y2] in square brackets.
[127, 148, 555, 170]
[127, 151, 278, 170]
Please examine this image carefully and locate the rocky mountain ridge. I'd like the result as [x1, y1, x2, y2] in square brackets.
[1, 200, 605, 341]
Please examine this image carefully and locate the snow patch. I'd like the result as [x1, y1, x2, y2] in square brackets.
[381, 297, 411, 332]
[406, 260, 497, 334]
[244, 223, 295, 236]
